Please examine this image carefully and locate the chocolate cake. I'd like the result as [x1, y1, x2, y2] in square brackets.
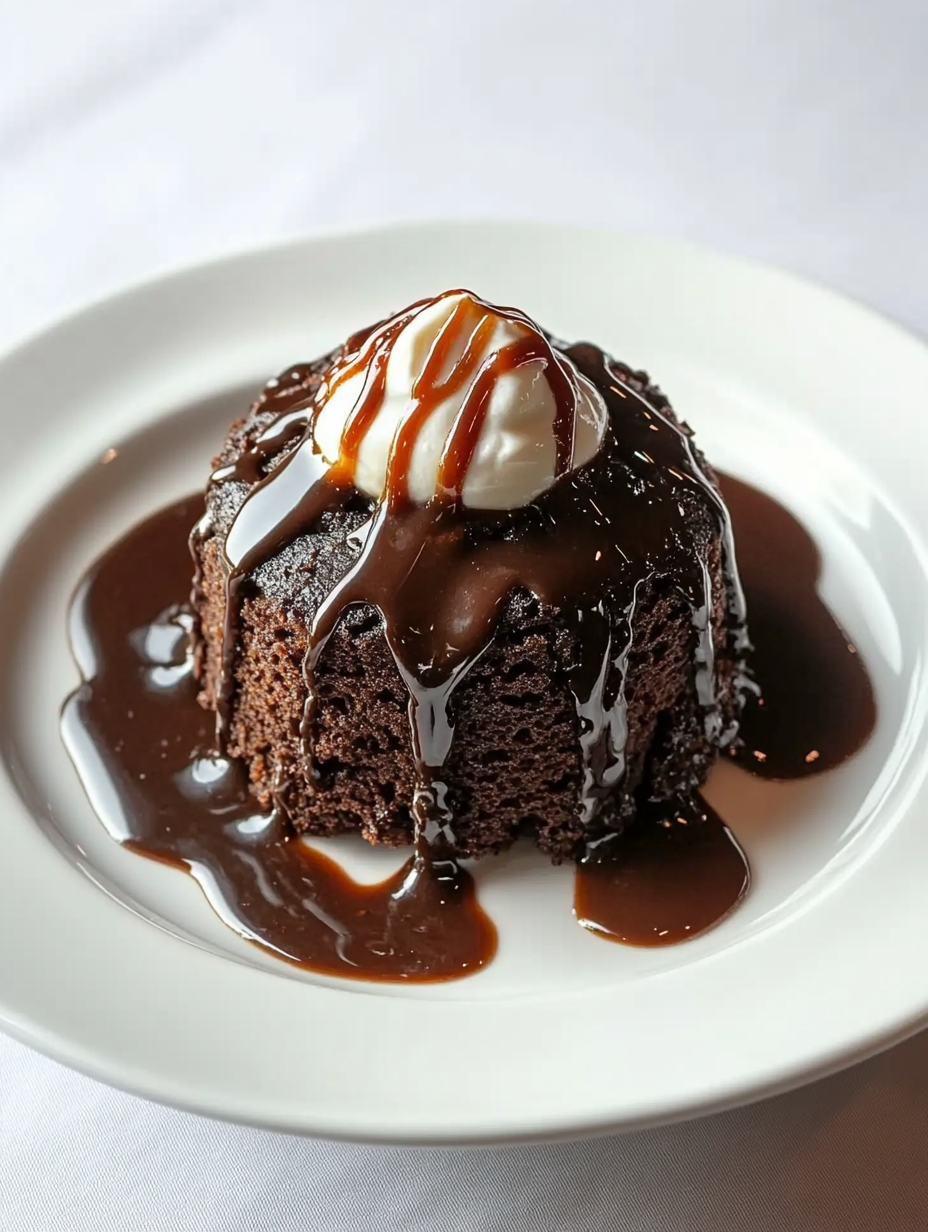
[191, 290, 747, 862]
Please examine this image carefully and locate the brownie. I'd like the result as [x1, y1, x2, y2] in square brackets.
[191, 335, 743, 863]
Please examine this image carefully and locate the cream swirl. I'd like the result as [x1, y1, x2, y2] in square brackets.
[312, 290, 607, 510]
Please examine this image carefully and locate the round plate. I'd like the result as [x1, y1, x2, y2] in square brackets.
[0, 222, 927, 1145]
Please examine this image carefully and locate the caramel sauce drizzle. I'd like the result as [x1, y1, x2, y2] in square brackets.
[61, 468, 876, 980]
[322, 289, 581, 502]
[387, 297, 497, 508]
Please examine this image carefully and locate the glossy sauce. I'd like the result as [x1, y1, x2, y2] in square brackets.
[720, 473, 876, 778]
[62, 474, 878, 971]
[62, 310, 877, 973]
[62, 496, 496, 982]
[573, 471, 877, 947]
[575, 796, 749, 946]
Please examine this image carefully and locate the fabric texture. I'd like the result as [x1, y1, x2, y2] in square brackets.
[1, 1, 927, 1228]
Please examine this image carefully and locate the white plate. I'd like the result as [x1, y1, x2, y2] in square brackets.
[0, 221, 927, 1145]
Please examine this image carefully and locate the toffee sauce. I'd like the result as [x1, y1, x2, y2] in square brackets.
[61, 496, 496, 982]
[575, 796, 749, 946]
[720, 473, 876, 778]
[61, 297, 877, 976]
[573, 472, 877, 946]
[62, 474, 876, 974]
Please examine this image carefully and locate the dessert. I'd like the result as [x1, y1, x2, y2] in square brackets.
[190, 290, 748, 861]
[62, 287, 877, 982]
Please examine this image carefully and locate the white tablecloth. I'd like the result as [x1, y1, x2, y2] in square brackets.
[1, 2, 927, 1228]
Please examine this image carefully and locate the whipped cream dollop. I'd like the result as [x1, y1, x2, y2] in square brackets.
[312, 290, 608, 510]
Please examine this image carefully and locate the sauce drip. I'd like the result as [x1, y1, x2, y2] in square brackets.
[574, 471, 878, 947]
[62, 496, 496, 983]
[720, 474, 877, 777]
[575, 796, 749, 946]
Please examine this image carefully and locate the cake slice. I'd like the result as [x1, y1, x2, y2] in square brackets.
[191, 290, 746, 861]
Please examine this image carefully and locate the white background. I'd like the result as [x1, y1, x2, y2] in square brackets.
[1, 1, 927, 1229]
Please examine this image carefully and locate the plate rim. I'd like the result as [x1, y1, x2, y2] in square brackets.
[1, 219, 928, 1144]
